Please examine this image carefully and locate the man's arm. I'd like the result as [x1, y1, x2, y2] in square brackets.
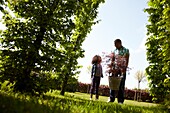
[125, 49, 130, 67]
[126, 54, 129, 67]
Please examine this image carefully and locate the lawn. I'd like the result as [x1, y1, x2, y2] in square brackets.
[62, 91, 158, 107]
[0, 90, 169, 113]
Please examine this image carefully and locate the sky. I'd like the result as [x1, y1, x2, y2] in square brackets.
[78, 0, 149, 89]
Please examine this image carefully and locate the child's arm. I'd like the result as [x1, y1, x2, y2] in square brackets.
[91, 65, 94, 78]
[91, 64, 97, 78]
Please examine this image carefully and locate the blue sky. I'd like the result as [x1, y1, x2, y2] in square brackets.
[78, 0, 149, 89]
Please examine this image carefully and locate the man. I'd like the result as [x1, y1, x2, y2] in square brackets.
[109, 39, 130, 104]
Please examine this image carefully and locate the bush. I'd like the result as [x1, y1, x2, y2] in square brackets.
[163, 93, 170, 109]
[13, 71, 59, 95]
[0, 71, 59, 96]
[99, 85, 110, 96]
[0, 71, 79, 96]
[141, 91, 152, 102]
[65, 76, 79, 93]
[163, 78, 170, 108]
[0, 81, 13, 92]
[78, 82, 91, 93]
[124, 89, 135, 100]
[77, 82, 153, 102]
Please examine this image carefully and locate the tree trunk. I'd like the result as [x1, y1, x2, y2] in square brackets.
[138, 81, 140, 90]
[140, 90, 142, 101]
[134, 90, 137, 101]
[138, 81, 141, 101]
[60, 31, 81, 96]
[60, 74, 69, 95]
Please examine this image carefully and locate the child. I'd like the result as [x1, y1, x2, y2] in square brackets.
[90, 55, 103, 100]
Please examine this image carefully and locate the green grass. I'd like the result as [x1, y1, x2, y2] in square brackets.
[0, 90, 169, 113]
[62, 92, 158, 107]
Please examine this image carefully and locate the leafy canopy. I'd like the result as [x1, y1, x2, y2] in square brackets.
[0, 0, 105, 95]
[145, 0, 170, 102]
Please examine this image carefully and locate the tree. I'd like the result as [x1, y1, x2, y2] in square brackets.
[134, 70, 146, 90]
[57, 0, 105, 95]
[134, 70, 146, 101]
[0, 0, 105, 95]
[144, 0, 170, 102]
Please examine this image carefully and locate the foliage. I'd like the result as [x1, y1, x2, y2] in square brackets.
[0, 0, 4, 11]
[0, 71, 59, 95]
[99, 85, 110, 96]
[0, 80, 13, 92]
[163, 93, 170, 108]
[78, 82, 90, 93]
[0, 91, 169, 113]
[0, 71, 79, 95]
[65, 76, 79, 93]
[163, 78, 170, 108]
[144, 0, 170, 102]
[0, 0, 104, 95]
[58, 0, 105, 95]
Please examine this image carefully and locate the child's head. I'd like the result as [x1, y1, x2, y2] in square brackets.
[97, 56, 102, 64]
[92, 55, 98, 64]
[91, 55, 102, 64]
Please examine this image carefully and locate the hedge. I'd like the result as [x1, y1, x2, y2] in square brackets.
[78, 82, 153, 102]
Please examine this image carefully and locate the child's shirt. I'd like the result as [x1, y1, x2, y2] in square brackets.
[91, 64, 103, 78]
[95, 64, 103, 77]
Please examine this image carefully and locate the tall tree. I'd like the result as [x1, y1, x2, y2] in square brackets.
[56, 0, 105, 95]
[0, 0, 105, 95]
[145, 0, 170, 102]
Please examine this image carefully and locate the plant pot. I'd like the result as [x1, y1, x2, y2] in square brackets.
[108, 76, 122, 90]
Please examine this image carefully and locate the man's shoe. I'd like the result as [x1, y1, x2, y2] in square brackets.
[118, 102, 123, 104]
[107, 99, 114, 102]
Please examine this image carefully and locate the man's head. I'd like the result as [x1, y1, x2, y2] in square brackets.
[114, 39, 122, 49]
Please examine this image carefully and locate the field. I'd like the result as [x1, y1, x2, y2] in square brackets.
[0, 90, 169, 113]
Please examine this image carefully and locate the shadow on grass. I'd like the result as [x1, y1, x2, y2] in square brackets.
[0, 91, 169, 113]
[0, 92, 72, 113]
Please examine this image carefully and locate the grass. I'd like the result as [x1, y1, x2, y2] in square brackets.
[0, 90, 169, 113]
[62, 91, 158, 107]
